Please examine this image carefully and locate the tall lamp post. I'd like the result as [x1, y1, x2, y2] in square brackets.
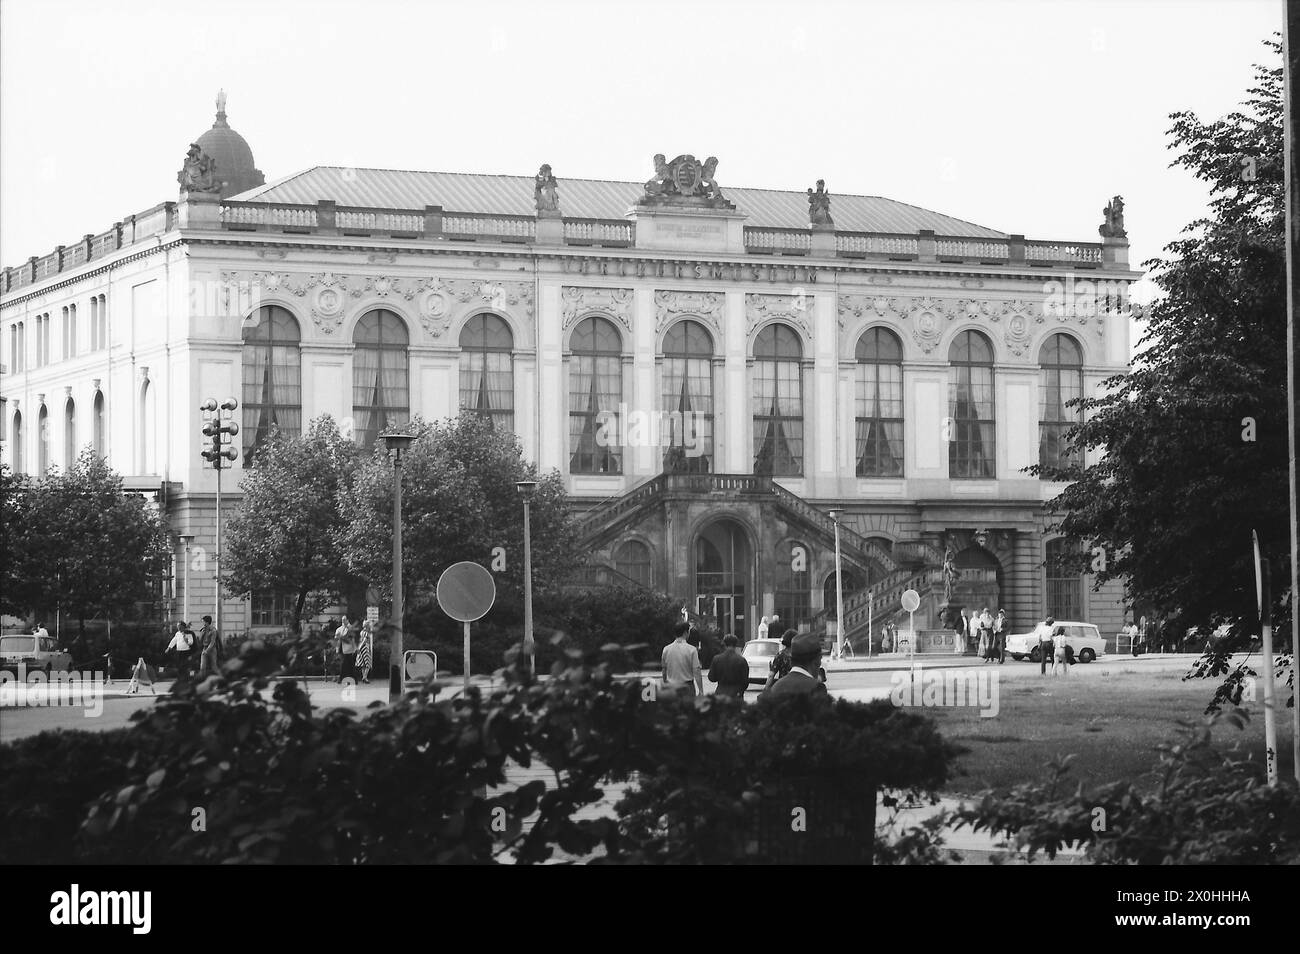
[178, 534, 194, 623]
[200, 398, 238, 648]
[381, 430, 415, 703]
[516, 480, 538, 677]
[828, 508, 845, 661]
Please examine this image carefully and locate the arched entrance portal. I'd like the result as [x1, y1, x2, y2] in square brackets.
[694, 518, 753, 638]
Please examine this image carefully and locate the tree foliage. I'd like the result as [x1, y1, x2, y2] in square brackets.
[223, 417, 363, 630]
[0, 453, 171, 632]
[1035, 42, 1292, 673]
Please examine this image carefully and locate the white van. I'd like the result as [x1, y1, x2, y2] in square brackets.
[0, 634, 74, 674]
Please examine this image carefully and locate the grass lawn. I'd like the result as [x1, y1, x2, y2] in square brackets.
[924, 670, 1298, 796]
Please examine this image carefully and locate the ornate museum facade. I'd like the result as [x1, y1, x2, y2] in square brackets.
[0, 95, 1139, 643]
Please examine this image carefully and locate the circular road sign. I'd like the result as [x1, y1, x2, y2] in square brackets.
[436, 561, 497, 622]
[403, 650, 438, 683]
[900, 589, 921, 613]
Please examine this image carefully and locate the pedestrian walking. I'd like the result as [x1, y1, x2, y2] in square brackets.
[1036, 616, 1055, 675]
[165, 621, 196, 677]
[707, 634, 749, 698]
[661, 620, 703, 696]
[197, 614, 222, 677]
[762, 633, 828, 699]
[356, 620, 374, 684]
[763, 630, 797, 691]
[993, 609, 1008, 664]
[336, 616, 359, 683]
[1051, 623, 1069, 677]
[955, 609, 971, 654]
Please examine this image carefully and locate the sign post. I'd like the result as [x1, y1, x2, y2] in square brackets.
[1253, 530, 1278, 787]
[436, 562, 496, 694]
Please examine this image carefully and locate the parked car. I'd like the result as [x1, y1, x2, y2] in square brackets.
[1004, 621, 1106, 663]
[0, 633, 74, 674]
[742, 638, 783, 684]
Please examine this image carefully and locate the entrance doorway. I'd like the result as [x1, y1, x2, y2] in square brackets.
[694, 518, 752, 638]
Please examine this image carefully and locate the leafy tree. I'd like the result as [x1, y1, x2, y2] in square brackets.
[0, 452, 171, 640]
[224, 417, 363, 631]
[1035, 41, 1292, 691]
[337, 414, 579, 604]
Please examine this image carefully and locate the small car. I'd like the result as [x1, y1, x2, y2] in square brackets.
[0, 633, 74, 674]
[742, 638, 784, 684]
[1004, 621, 1106, 663]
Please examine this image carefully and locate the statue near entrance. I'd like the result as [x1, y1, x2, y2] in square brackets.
[942, 546, 960, 602]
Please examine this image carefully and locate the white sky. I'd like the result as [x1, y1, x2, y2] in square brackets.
[0, 0, 1284, 301]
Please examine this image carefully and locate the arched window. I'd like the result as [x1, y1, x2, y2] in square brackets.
[822, 567, 866, 618]
[1039, 333, 1084, 471]
[948, 330, 995, 478]
[12, 410, 23, 473]
[92, 391, 105, 459]
[242, 305, 303, 463]
[353, 309, 410, 451]
[752, 324, 803, 476]
[1045, 538, 1083, 621]
[613, 539, 653, 588]
[661, 320, 714, 473]
[855, 327, 904, 476]
[774, 540, 812, 630]
[64, 398, 76, 467]
[458, 313, 513, 433]
[37, 404, 49, 473]
[569, 316, 623, 474]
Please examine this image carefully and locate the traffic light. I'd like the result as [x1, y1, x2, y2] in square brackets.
[199, 398, 239, 469]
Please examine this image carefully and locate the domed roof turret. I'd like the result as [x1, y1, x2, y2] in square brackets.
[193, 91, 265, 199]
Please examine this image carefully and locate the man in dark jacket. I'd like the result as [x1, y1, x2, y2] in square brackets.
[708, 634, 749, 698]
[763, 633, 828, 699]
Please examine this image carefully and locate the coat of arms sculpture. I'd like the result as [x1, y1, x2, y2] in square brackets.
[639, 153, 734, 209]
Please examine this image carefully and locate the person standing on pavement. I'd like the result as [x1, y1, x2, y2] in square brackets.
[763, 629, 796, 691]
[762, 633, 829, 699]
[33, 620, 49, 642]
[757, 616, 770, 641]
[1051, 623, 1069, 677]
[993, 609, 1008, 664]
[336, 616, 359, 683]
[661, 620, 703, 696]
[356, 620, 374, 684]
[166, 621, 196, 677]
[955, 609, 970, 654]
[1036, 616, 1055, 675]
[708, 634, 749, 698]
[197, 614, 222, 677]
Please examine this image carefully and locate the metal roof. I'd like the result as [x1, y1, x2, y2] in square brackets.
[232, 166, 1008, 238]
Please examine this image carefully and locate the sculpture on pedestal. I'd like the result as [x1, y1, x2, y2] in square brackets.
[808, 179, 834, 227]
[638, 153, 735, 209]
[1099, 195, 1126, 238]
[178, 144, 220, 194]
[534, 164, 560, 213]
[942, 546, 960, 602]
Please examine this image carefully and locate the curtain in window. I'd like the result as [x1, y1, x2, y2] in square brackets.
[752, 361, 803, 475]
[855, 358, 903, 476]
[569, 352, 621, 473]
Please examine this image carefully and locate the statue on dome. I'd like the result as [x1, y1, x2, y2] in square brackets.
[808, 179, 834, 227]
[534, 164, 560, 213]
[1099, 195, 1127, 239]
[178, 143, 221, 194]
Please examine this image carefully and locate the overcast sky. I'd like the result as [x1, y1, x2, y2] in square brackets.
[0, 0, 1284, 302]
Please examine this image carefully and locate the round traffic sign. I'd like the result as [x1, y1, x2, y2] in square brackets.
[900, 589, 921, 613]
[436, 561, 496, 622]
[404, 649, 437, 682]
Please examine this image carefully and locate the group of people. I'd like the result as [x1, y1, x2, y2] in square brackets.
[1032, 616, 1071, 676]
[326, 616, 375, 684]
[954, 607, 1009, 662]
[660, 620, 828, 700]
[164, 615, 223, 677]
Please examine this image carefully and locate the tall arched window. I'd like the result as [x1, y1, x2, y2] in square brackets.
[948, 330, 995, 478]
[1039, 333, 1084, 471]
[661, 320, 714, 473]
[752, 324, 803, 476]
[352, 309, 410, 451]
[1045, 537, 1083, 621]
[855, 327, 904, 476]
[64, 398, 76, 467]
[613, 539, 653, 588]
[774, 540, 812, 630]
[569, 316, 623, 474]
[458, 313, 514, 433]
[93, 391, 105, 459]
[12, 410, 23, 473]
[242, 306, 303, 463]
[37, 404, 49, 473]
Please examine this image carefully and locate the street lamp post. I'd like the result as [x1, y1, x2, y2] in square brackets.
[828, 509, 845, 661]
[200, 398, 238, 649]
[516, 480, 538, 677]
[382, 430, 416, 703]
[178, 534, 194, 623]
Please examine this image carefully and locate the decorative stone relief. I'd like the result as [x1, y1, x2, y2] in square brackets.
[414, 277, 536, 343]
[745, 292, 814, 339]
[561, 286, 634, 333]
[905, 296, 948, 354]
[310, 286, 347, 334]
[837, 293, 902, 331]
[256, 248, 287, 260]
[367, 252, 397, 265]
[654, 289, 723, 336]
[1002, 302, 1035, 356]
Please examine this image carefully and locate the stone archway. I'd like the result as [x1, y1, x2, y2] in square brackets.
[693, 517, 754, 637]
[951, 544, 1003, 619]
